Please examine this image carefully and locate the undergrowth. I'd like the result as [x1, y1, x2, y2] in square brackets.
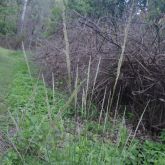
[0, 50, 165, 164]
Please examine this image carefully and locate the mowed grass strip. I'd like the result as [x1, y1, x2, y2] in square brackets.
[0, 47, 22, 113]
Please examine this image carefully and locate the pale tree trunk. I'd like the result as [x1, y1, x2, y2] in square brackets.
[16, 0, 28, 49]
[18, 0, 28, 34]
[59, 0, 72, 92]
[63, 3, 71, 92]
[21, 0, 28, 33]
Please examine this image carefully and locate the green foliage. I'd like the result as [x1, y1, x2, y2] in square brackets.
[0, 1, 19, 35]
[1, 61, 66, 164]
[148, 0, 165, 21]
[160, 130, 165, 143]
[68, 0, 127, 18]
[138, 140, 165, 164]
[68, 0, 165, 25]
[44, 6, 62, 36]
[68, 0, 91, 15]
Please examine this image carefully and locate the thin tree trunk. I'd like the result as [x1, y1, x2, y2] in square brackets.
[18, 0, 28, 34]
[61, 0, 72, 93]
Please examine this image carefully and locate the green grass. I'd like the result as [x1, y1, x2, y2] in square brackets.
[0, 47, 165, 164]
[0, 48, 22, 113]
[0, 48, 19, 96]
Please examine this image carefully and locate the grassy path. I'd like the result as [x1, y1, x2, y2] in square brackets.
[0, 48, 22, 113]
[0, 48, 23, 155]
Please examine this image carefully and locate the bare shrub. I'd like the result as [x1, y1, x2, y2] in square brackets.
[35, 11, 165, 133]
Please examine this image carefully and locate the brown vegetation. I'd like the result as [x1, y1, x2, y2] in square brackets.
[35, 11, 165, 134]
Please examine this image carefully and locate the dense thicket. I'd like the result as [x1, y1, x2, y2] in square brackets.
[36, 0, 165, 133]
